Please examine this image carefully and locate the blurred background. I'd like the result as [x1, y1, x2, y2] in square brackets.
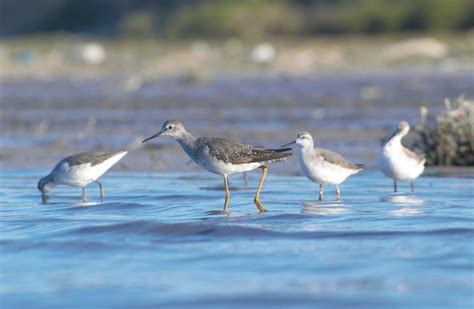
[1, 0, 473, 173]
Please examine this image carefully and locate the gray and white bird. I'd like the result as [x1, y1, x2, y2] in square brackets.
[283, 132, 363, 201]
[38, 151, 128, 202]
[379, 121, 425, 192]
[142, 120, 292, 213]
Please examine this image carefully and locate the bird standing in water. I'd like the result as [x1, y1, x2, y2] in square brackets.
[38, 151, 128, 203]
[143, 120, 292, 212]
[283, 132, 363, 201]
[379, 121, 425, 192]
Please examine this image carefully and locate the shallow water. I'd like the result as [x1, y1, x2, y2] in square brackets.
[1, 170, 473, 308]
[2, 70, 474, 172]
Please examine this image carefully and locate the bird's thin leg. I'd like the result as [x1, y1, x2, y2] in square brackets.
[254, 166, 267, 213]
[393, 179, 397, 193]
[95, 180, 104, 199]
[319, 184, 324, 201]
[82, 187, 87, 201]
[243, 172, 249, 187]
[336, 184, 341, 200]
[410, 181, 414, 193]
[223, 175, 230, 212]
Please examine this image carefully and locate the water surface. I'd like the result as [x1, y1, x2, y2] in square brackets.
[1, 170, 473, 308]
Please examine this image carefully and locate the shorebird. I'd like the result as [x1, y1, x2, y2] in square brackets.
[142, 120, 292, 212]
[379, 121, 425, 192]
[283, 132, 363, 201]
[38, 151, 128, 202]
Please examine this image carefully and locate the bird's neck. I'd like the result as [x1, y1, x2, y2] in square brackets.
[385, 134, 403, 148]
[176, 132, 197, 159]
[299, 144, 313, 156]
[43, 173, 54, 184]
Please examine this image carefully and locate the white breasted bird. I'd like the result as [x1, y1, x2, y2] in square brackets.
[38, 151, 128, 202]
[283, 132, 363, 201]
[142, 120, 292, 213]
[379, 121, 425, 192]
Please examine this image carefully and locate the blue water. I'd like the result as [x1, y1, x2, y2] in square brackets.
[1, 170, 473, 308]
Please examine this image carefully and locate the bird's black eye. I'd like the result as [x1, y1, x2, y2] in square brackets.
[167, 125, 173, 130]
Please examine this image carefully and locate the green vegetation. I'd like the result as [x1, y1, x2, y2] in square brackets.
[414, 97, 474, 166]
[2, 0, 474, 37]
[168, 0, 474, 37]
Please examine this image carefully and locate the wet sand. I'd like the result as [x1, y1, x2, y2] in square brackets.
[1, 69, 473, 174]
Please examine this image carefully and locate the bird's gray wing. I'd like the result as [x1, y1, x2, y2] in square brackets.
[198, 137, 291, 164]
[63, 152, 122, 167]
[318, 149, 363, 170]
[402, 146, 425, 164]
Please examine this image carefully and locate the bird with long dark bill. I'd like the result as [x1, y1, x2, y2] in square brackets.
[143, 120, 292, 213]
[283, 132, 363, 201]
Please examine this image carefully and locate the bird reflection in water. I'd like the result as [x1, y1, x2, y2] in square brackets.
[301, 200, 348, 215]
[381, 193, 426, 216]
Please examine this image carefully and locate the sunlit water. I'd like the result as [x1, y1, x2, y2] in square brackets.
[1, 170, 473, 308]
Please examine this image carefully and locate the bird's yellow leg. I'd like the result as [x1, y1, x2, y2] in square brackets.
[223, 175, 230, 212]
[254, 166, 267, 213]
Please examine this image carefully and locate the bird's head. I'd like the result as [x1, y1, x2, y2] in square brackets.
[282, 131, 314, 149]
[142, 120, 187, 143]
[295, 132, 314, 147]
[397, 121, 410, 135]
[37, 175, 55, 193]
[384, 120, 411, 145]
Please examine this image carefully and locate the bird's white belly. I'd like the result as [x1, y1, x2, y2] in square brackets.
[196, 156, 261, 176]
[299, 155, 357, 185]
[54, 164, 95, 187]
[379, 146, 424, 180]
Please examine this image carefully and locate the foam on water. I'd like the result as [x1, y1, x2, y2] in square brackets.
[0, 170, 473, 308]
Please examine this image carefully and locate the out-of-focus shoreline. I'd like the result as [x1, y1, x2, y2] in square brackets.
[2, 71, 473, 174]
[1, 35, 473, 175]
[1, 34, 473, 79]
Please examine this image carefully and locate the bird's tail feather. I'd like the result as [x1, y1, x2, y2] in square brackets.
[251, 148, 292, 163]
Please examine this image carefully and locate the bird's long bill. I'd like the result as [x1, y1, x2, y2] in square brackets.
[383, 127, 399, 145]
[142, 131, 162, 143]
[281, 140, 296, 148]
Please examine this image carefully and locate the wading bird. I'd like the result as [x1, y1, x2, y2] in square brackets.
[379, 121, 425, 192]
[38, 151, 127, 202]
[143, 120, 291, 212]
[283, 132, 363, 201]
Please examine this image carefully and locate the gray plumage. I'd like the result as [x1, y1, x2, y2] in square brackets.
[38, 150, 128, 202]
[401, 147, 425, 164]
[285, 131, 363, 201]
[60, 151, 125, 167]
[147, 120, 292, 167]
[142, 120, 290, 212]
[194, 137, 292, 164]
[317, 148, 364, 170]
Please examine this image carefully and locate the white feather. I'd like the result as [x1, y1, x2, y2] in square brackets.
[299, 150, 361, 185]
[53, 151, 127, 187]
[379, 140, 424, 181]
